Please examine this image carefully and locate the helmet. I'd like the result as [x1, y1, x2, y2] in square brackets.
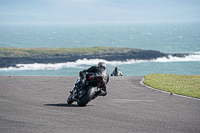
[115, 67, 119, 72]
[98, 62, 106, 68]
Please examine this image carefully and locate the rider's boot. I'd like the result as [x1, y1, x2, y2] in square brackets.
[92, 90, 102, 100]
[99, 86, 107, 96]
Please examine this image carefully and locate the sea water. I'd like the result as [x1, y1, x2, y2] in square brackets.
[0, 22, 200, 76]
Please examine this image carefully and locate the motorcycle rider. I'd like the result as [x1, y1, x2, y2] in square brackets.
[78, 62, 109, 96]
[111, 67, 123, 76]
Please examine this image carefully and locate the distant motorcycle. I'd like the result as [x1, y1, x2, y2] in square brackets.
[67, 73, 105, 106]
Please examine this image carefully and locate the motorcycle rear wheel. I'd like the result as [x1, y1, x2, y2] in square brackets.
[77, 86, 95, 106]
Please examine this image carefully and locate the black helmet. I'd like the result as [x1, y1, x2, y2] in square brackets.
[115, 67, 119, 72]
[98, 62, 106, 68]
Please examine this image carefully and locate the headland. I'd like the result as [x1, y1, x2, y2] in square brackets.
[0, 47, 189, 68]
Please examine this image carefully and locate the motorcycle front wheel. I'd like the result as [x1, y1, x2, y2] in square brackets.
[67, 93, 74, 104]
[77, 86, 95, 106]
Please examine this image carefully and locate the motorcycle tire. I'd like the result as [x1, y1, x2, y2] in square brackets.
[77, 86, 95, 106]
[67, 94, 74, 104]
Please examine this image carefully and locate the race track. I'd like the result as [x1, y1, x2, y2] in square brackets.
[0, 76, 200, 133]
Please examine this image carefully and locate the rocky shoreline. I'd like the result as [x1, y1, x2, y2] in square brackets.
[0, 47, 189, 68]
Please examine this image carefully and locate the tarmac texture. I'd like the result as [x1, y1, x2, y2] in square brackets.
[0, 76, 200, 133]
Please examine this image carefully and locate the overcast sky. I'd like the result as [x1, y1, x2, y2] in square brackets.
[0, 0, 200, 24]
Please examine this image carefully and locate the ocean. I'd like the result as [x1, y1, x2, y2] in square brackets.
[0, 22, 200, 76]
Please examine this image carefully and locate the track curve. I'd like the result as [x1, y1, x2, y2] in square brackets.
[0, 76, 199, 133]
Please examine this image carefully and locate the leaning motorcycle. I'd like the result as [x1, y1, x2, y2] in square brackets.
[67, 73, 105, 106]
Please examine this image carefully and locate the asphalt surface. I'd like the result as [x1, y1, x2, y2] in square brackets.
[0, 76, 199, 133]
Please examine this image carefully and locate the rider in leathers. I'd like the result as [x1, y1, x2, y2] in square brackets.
[111, 67, 122, 76]
[79, 62, 109, 96]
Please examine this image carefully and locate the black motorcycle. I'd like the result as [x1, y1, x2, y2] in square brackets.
[67, 73, 105, 106]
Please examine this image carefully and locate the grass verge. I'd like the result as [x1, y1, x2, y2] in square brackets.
[143, 74, 200, 99]
[0, 47, 119, 57]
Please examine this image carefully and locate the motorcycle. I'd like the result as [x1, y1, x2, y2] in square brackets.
[67, 73, 105, 106]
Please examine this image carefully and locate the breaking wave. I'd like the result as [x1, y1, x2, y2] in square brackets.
[1, 52, 200, 71]
[152, 53, 200, 62]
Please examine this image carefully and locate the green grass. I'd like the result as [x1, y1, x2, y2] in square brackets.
[143, 74, 200, 99]
[0, 46, 119, 57]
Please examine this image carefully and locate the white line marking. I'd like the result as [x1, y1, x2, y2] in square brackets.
[110, 99, 155, 102]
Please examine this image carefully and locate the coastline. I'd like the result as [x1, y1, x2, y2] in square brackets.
[0, 47, 189, 68]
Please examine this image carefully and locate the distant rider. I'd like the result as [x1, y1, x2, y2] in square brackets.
[79, 62, 109, 96]
[111, 67, 122, 76]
